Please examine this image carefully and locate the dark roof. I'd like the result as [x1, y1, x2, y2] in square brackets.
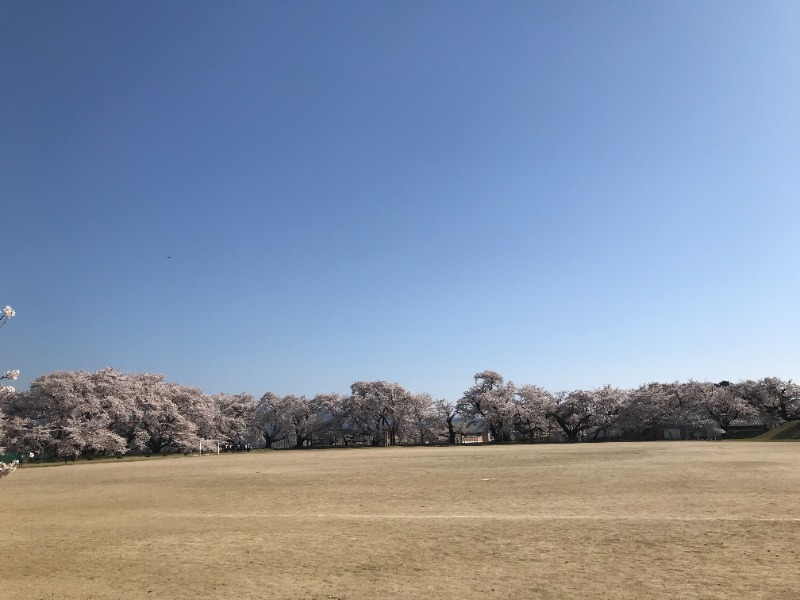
[727, 419, 766, 428]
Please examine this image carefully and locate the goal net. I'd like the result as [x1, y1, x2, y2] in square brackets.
[198, 439, 221, 455]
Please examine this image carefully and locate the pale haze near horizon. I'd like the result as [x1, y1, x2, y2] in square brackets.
[2, 1, 799, 402]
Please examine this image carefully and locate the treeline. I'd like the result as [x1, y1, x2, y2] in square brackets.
[0, 368, 798, 460]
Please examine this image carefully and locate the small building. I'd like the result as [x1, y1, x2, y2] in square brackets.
[649, 421, 720, 441]
[723, 419, 768, 439]
[457, 427, 493, 444]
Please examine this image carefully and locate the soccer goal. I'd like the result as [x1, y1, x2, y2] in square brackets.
[198, 439, 221, 455]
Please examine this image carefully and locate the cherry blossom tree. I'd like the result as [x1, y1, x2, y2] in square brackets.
[457, 371, 516, 442]
[347, 381, 412, 446]
[88, 368, 142, 453]
[1, 389, 46, 458]
[618, 382, 670, 438]
[284, 395, 316, 448]
[118, 373, 199, 454]
[513, 384, 551, 442]
[695, 382, 757, 430]
[0, 385, 18, 477]
[308, 392, 348, 446]
[434, 399, 459, 444]
[1, 370, 19, 382]
[734, 378, 799, 425]
[404, 392, 441, 444]
[546, 390, 597, 442]
[2, 370, 127, 460]
[165, 383, 252, 447]
[253, 392, 293, 448]
[0, 385, 12, 458]
[589, 385, 628, 440]
[213, 392, 256, 445]
[252, 393, 330, 448]
[618, 381, 713, 439]
[0, 458, 18, 478]
[0, 305, 18, 461]
[670, 381, 720, 434]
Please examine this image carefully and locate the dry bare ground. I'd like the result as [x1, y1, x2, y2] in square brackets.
[2, 442, 799, 599]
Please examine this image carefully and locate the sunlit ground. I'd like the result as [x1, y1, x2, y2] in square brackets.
[2, 442, 799, 599]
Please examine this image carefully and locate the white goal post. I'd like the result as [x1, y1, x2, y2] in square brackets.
[198, 439, 221, 455]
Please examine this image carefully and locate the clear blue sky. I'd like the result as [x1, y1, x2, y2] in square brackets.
[2, 1, 799, 401]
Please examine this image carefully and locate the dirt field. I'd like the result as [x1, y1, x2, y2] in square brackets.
[2, 442, 799, 600]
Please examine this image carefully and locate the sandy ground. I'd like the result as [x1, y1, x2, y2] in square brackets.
[1, 442, 799, 599]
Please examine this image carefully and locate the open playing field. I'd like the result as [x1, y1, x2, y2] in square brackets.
[2, 442, 799, 600]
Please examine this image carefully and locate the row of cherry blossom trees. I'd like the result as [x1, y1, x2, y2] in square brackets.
[0, 368, 797, 459]
[458, 370, 799, 443]
[0, 368, 254, 460]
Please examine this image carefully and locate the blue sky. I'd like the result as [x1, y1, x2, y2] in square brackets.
[2, 1, 799, 401]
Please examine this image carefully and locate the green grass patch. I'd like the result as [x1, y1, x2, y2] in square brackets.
[752, 420, 800, 441]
